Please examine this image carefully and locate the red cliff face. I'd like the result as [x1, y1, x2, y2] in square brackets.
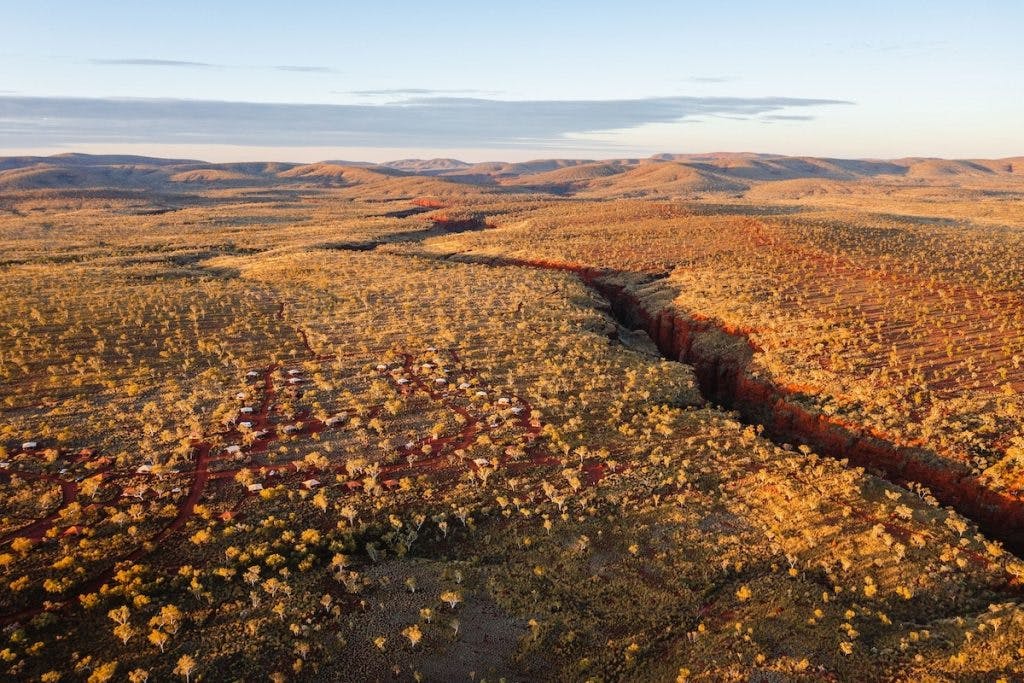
[492, 257, 1024, 553]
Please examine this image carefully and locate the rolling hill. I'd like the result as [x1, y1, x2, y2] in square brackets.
[2, 152, 1023, 198]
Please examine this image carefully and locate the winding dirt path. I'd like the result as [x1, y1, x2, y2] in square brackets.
[0, 473, 79, 545]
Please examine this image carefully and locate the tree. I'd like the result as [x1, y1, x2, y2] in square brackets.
[113, 622, 136, 644]
[87, 662, 118, 683]
[262, 577, 283, 597]
[174, 655, 197, 683]
[159, 604, 183, 634]
[440, 590, 463, 610]
[243, 565, 261, 586]
[339, 505, 358, 527]
[402, 624, 423, 649]
[148, 629, 170, 653]
[108, 605, 131, 626]
[329, 553, 349, 572]
[10, 537, 33, 555]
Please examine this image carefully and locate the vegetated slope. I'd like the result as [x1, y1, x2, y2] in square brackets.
[0, 165, 90, 190]
[493, 159, 599, 175]
[501, 160, 630, 191]
[0, 159, 258, 192]
[581, 160, 749, 197]
[741, 177, 859, 200]
[0, 152, 197, 170]
[0, 162, 179, 191]
[446, 158, 615, 183]
[168, 169, 261, 184]
[277, 162, 371, 184]
[970, 157, 1024, 175]
[901, 158, 998, 179]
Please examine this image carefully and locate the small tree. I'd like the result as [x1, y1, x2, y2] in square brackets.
[402, 624, 423, 649]
[174, 655, 197, 683]
[148, 629, 169, 653]
[108, 605, 131, 626]
[339, 506, 358, 527]
[113, 623, 136, 644]
[87, 662, 118, 683]
[159, 604, 183, 634]
[440, 590, 462, 610]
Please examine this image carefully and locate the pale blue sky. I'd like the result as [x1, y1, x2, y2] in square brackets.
[0, 1, 1020, 161]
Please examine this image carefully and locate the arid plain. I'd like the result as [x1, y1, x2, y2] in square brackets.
[3, 152, 1024, 681]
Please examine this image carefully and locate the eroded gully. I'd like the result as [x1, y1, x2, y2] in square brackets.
[394, 241, 1024, 558]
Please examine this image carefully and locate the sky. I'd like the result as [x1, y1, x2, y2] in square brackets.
[0, 0, 1021, 162]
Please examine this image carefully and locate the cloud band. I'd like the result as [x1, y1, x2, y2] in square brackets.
[0, 94, 850, 149]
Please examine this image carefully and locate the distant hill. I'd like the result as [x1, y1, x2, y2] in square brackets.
[1, 152, 1022, 197]
[503, 160, 632, 188]
[900, 158, 998, 179]
[0, 156, 400, 192]
[277, 163, 367, 183]
[168, 169, 258, 184]
[581, 160, 748, 197]
[383, 158, 472, 174]
[0, 155, 272, 191]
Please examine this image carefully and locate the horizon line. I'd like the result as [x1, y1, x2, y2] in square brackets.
[2, 149, 1022, 167]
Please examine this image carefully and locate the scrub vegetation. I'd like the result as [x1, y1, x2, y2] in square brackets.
[2, 152, 1024, 681]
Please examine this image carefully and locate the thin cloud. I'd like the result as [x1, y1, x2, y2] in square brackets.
[90, 59, 338, 73]
[762, 114, 815, 121]
[0, 94, 852, 149]
[688, 76, 735, 83]
[90, 58, 219, 68]
[275, 65, 339, 73]
[345, 88, 495, 96]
